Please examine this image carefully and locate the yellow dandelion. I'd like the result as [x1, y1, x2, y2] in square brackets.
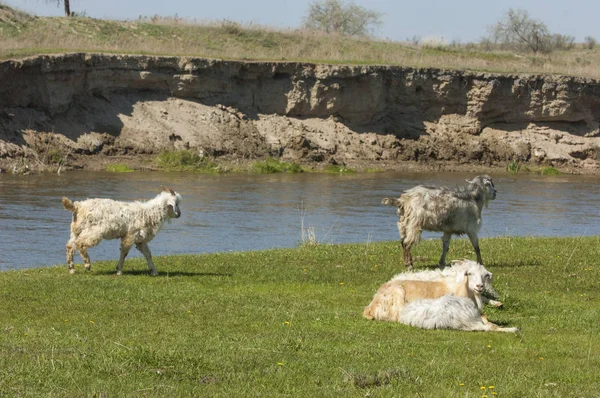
[492, 393, 498, 396]
[489, 386, 495, 389]
[540, 357, 544, 360]
[284, 321, 290, 326]
[298, 338, 302, 342]
[480, 386, 487, 390]
[277, 362, 283, 366]
[459, 383, 465, 387]
[339, 282, 345, 286]
[89, 320, 95, 325]
[482, 395, 488, 398]
[487, 344, 492, 348]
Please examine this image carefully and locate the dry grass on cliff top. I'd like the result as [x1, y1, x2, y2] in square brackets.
[1, 4, 600, 79]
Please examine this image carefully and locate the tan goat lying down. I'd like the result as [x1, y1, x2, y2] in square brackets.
[363, 261, 490, 322]
[363, 262, 518, 332]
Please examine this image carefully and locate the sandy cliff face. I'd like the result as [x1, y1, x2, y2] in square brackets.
[0, 53, 599, 172]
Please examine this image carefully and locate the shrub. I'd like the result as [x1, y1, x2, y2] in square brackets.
[584, 36, 597, 50]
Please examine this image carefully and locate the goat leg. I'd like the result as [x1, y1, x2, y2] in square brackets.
[439, 232, 452, 267]
[78, 246, 92, 271]
[137, 242, 158, 276]
[467, 233, 483, 265]
[116, 242, 132, 276]
[66, 237, 76, 274]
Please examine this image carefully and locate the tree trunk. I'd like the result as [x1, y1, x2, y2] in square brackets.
[64, 0, 71, 17]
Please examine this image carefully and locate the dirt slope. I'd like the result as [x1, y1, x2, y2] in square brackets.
[0, 53, 599, 173]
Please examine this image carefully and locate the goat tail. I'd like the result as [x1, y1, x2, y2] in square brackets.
[382, 197, 401, 207]
[62, 197, 76, 212]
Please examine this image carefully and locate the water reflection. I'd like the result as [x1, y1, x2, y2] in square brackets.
[0, 171, 598, 271]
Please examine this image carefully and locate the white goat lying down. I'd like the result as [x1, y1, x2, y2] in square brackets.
[399, 275, 518, 333]
[392, 260, 504, 308]
[383, 175, 497, 268]
[363, 261, 491, 322]
[62, 186, 182, 275]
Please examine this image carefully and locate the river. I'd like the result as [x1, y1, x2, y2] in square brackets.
[0, 171, 598, 271]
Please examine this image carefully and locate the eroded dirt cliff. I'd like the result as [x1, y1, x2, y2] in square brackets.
[1, 53, 599, 173]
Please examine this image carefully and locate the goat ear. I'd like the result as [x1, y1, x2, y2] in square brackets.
[465, 179, 473, 184]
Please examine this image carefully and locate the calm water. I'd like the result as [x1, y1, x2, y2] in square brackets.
[0, 171, 598, 271]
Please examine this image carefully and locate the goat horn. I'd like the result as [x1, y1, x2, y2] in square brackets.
[161, 186, 176, 195]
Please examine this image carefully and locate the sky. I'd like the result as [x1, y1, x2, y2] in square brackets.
[4, 0, 599, 43]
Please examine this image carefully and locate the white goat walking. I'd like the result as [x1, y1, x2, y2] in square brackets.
[392, 259, 504, 307]
[383, 175, 497, 269]
[62, 186, 182, 275]
[363, 261, 491, 322]
[399, 272, 518, 333]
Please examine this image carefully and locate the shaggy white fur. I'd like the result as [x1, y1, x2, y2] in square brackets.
[382, 175, 497, 268]
[62, 186, 182, 275]
[399, 295, 518, 333]
[363, 260, 489, 321]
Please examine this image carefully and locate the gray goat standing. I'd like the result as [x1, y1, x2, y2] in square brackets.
[383, 175, 497, 268]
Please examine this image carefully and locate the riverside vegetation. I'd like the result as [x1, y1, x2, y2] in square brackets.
[1, 236, 599, 396]
[1, 4, 600, 79]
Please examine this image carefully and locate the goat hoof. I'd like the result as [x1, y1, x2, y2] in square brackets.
[68, 268, 75, 274]
[150, 271, 159, 276]
[490, 300, 504, 308]
[116, 271, 122, 276]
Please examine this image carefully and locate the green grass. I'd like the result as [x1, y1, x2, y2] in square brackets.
[325, 164, 355, 174]
[155, 150, 223, 172]
[1, 236, 599, 396]
[506, 159, 521, 175]
[537, 166, 561, 176]
[251, 158, 303, 173]
[106, 163, 134, 172]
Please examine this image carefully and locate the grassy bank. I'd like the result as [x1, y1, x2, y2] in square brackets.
[1, 5, 600, 78]
[1, 236, 599, 396]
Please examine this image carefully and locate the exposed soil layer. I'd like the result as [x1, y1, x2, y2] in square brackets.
[1, 53, 599, 173]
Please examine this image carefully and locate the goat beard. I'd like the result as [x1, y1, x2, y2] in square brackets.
[484, 197, 489, 209]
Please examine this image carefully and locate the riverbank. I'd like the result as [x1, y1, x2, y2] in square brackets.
[1, 54, 599, 176]
[1, 237, 598, 396]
